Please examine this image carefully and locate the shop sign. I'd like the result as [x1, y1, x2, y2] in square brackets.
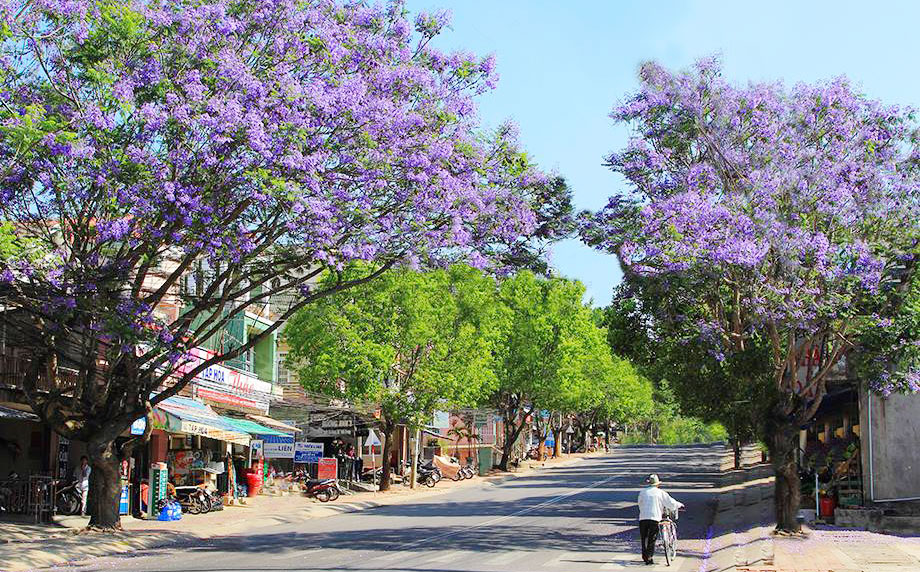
[177, 420, 249, 445]
[261, 434, 295, 459]
[317, 457, 337, 480]
[294, 442, 323, 463]
[130, 417, 147, 435]
[177, 348, 273, 413]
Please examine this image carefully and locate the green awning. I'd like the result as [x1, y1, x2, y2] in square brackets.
[222, 417, 288, 437]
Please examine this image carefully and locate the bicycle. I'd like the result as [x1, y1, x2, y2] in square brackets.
[658, 509, 679, 566]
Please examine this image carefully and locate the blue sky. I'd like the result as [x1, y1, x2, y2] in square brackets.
[405, 0, 920, 305]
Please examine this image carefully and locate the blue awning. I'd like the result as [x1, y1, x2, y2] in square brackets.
[154, 396, 250, 445]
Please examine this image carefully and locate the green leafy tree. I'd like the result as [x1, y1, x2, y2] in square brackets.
[599, 283, 771, 462]
[284, 265, 505, 490]
[489, 273, 643, 467]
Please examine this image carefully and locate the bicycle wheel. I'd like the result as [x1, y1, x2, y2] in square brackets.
[660, 523, 672, 567]
[667, 522, 678, 562]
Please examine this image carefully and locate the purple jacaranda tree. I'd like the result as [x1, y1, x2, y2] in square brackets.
[582, 59, 920, 531]
[0, 0, 555, 529]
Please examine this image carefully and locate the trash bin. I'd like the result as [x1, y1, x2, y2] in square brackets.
[478, 448, 492, 476]
[244, 469, 263, 497]
[819, 496, 836, 518]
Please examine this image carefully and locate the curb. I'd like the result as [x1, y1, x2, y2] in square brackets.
[705, 467, 777, 571]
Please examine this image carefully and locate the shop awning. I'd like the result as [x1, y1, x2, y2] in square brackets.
[154, 396, 250, 446]
[0, 405, 39, 421]
[222, 417, 288, 437]
[245, 414, 300, 433]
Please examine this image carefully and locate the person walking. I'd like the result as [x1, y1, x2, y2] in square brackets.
[637, 473, 684, 565]
[74, 456, 91, 516]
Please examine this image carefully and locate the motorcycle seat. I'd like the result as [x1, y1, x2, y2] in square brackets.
[306, 479, 335, 487]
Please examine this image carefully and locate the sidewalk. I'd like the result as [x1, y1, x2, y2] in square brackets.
[0, 451, 600, 572]
[699, 467, 920, 572]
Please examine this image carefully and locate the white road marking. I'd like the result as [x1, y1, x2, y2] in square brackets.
[371, 551, 408, 562]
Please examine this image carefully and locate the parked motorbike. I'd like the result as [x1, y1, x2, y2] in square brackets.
[55, 480, 82, 516]
[361, 466, 383, 483]
[446, 456, 467, 481]
[460, 462, 476, 479]
[175, 487, 213, 515]
[303, 478, 340, 502]
[417, 459, 442, 483]
[402, 461, 439, 487]
[528, 446, 549, 461]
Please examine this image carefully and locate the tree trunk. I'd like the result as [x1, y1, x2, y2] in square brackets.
[767, 409, 802, 533]
[552, 423, 562, 457]
[498, 418, 516, 471]
[731, 438, 742, 470]
[379, 421, 396, 491]
[86, 435, 123, 530]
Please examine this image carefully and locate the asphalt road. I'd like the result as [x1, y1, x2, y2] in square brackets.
[51, 446, 726, 572]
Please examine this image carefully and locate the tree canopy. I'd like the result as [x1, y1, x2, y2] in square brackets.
[284, 264, 506, 488]
[582, 58, 920, 531]
[0, 0, 552, 526]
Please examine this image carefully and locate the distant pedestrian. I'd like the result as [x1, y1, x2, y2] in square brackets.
[74, 456, 91, 516]
[637, 473, 683, 565]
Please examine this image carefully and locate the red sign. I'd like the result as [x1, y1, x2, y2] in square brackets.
[317, 457, 338, 480]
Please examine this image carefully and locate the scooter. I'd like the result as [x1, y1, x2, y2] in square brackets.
[406, 462, 439, 487]
[175, 487, 212, 515]
[303, 478, 340, 502]
[417, 459, 442, 483]
[55, 480, 82, 515]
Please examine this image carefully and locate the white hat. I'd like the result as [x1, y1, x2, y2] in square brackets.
[646, 473, 660, 486]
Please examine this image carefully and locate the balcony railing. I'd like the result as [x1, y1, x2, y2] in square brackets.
[0, 355, 78, 394]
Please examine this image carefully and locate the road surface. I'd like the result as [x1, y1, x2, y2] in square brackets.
[50, 446, 726, 572]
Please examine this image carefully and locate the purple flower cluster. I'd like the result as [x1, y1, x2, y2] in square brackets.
[0, 0, 543, 357]
[583, 58, 920, 385]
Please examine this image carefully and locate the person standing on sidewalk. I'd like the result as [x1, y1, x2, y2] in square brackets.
[74, 456, 91, 516]
[637, 473, 683, 565]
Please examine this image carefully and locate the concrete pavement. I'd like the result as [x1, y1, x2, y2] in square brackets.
[700, 466, 920, 572]
[30, 445, 732, 572]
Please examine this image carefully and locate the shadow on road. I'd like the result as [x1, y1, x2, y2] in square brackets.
[56, 445, 738, 572]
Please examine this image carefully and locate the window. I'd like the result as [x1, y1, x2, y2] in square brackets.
[277, 352, 290, 385]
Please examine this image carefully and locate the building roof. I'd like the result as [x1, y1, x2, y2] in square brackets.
[222, 416, 288, 437]
[245, 414, 300, 433]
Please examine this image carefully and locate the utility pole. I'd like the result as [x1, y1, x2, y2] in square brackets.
[410, 426, 420, 489]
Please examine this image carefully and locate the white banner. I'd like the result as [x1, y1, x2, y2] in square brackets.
[262, 434, 295, 458]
